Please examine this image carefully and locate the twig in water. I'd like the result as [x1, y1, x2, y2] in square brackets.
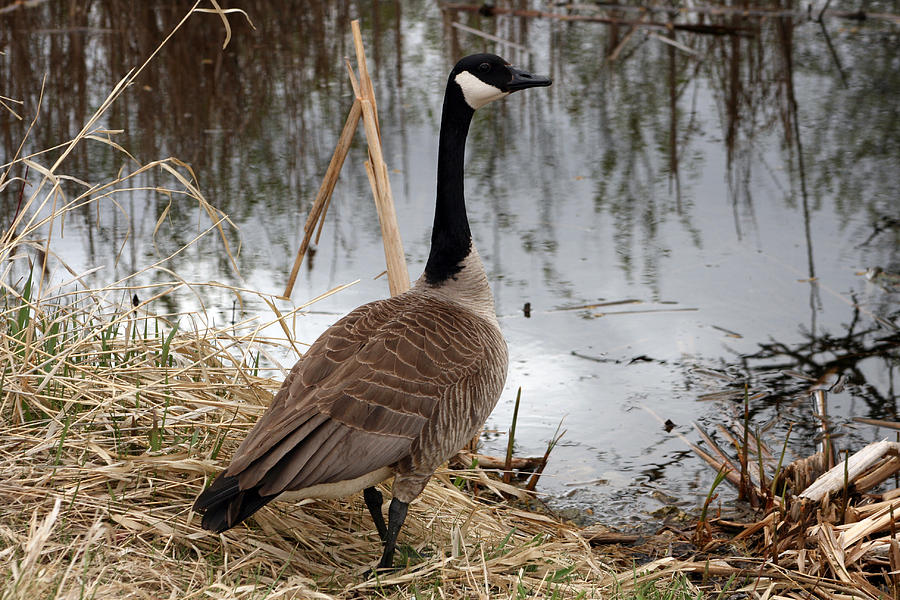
[443, 3, 756, 35]
[451, 22, 531, 54]
[553, 299, 641, 311]
[646, 31, 701, 57]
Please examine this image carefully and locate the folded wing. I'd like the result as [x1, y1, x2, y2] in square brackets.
[194, 292, 490, 530]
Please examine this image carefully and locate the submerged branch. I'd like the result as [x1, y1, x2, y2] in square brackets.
[442, 3, 756, 35]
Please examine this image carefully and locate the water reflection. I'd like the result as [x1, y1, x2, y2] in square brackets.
[2, 0, 898, 521]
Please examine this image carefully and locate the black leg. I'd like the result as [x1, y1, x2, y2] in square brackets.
[363, 486, 387, 542]
[376, 498, 409, 571]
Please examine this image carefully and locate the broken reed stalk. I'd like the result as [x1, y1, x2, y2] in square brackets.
[282, 19, 410, 299]
[526, 420, 565, 492]
[815, 388, 836, 469]
[351, 20, 409, 296]
[359, 99, 409, 296]
[800, 439, 899, 501]
[740, 385, 750, 501]
[282, 99, 362, 298]
[351, 21, 378, 136]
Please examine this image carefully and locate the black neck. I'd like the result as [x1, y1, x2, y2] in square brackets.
[423, 79, 475, 285]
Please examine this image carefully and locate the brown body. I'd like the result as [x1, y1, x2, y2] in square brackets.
[196, 250, 508, 531]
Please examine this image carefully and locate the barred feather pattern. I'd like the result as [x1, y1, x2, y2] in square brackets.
[194, 247, 508, 528]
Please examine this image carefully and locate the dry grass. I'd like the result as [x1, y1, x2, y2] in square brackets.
[0, 291, 611, 598]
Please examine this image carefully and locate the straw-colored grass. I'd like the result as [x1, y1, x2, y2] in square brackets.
[0, 283, 611, 598]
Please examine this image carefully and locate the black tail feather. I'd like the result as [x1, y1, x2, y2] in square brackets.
[193, 472, 277, 533]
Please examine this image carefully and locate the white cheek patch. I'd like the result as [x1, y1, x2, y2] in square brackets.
[455, 71, 509, 109]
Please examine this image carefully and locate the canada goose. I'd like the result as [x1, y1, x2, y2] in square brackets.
[193, 53, 551, 571]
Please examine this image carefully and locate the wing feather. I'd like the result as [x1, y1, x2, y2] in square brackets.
[218, 292, 496, 500]
[255, 420, 342, 495]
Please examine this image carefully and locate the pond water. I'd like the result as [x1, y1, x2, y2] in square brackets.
[2, 1, 898, 525]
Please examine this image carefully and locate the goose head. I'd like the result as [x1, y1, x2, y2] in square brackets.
[422, 53, 550, 288]
[451, 54, 552, 110]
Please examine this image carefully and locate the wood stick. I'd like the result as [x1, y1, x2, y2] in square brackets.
[286, 22, 410, 299]
[445, 2, 899, 25]
[363, 159, 378, 202]
[524, 443, 553, 492]
[585, 1, 897, 23]
[525, 422, 565, 492]
[801, 440, 899, 502]
[351, 21, 379, 137]
[853, 417, 900, 431]
[450, 21, 531, 53]
[455, 452, 545, 471]
[854, 456, 900, 493]
[282, 99, 362, 299]
[607, 25, 639, 62]
[442, 3, 755, 35]
[688, 440, 744, 489]
[359, 98, 409, 295]
[312, 61, 364, 247]
[349, 20, 409, 296]
[695, 423, 743, 476]
[646, 31, 701, 57]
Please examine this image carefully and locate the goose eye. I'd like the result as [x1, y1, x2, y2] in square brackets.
[478, 62, 490, 73]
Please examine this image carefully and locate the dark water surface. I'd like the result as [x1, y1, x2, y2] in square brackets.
[2, 1, 898, 524]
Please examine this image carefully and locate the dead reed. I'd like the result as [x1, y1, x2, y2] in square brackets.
[681, 372, 900, 600]
[0, 286, 611, 598]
